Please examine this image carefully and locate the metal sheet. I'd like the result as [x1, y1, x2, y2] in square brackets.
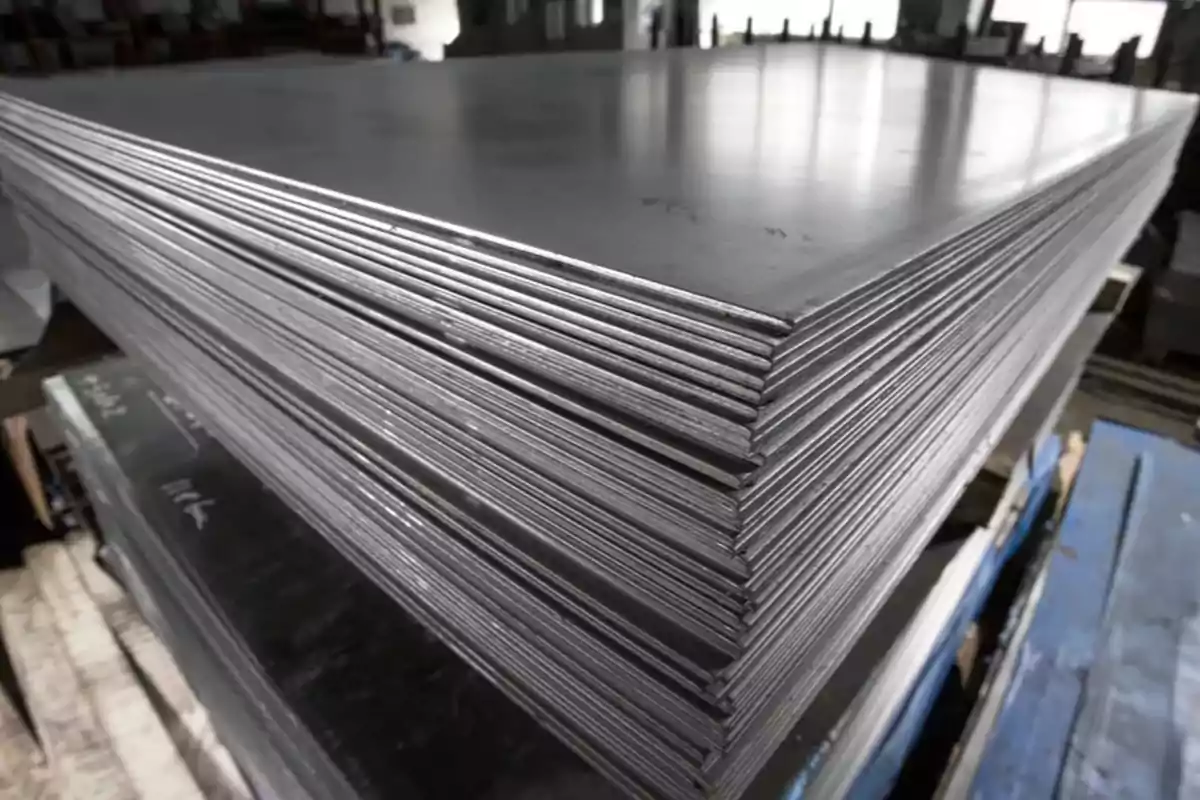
[1, 46, 1189, 319]
[1, 46, 1194, 800]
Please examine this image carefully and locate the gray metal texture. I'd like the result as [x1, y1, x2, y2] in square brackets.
[801, 266, 1138, 799]
[0, 46, 1188, 320]
[0, 44, 1194, 800]
[0, 185, 49, 356]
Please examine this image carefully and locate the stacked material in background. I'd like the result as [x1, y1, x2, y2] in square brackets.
[0, 46, 1194, 799]
[44, 359, 601, 800]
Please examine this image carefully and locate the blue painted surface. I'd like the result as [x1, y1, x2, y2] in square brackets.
[970, 420, 1200, 800]
[783, 436, 1062, 800]
[845, 436, 1063, 800]
[782, 740, 832, 800]
[1058, 446, 1200, 800]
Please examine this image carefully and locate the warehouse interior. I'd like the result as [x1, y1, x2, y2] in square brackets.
[1, 1, 1199, 799]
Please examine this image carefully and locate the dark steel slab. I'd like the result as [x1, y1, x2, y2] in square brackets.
[45, 358, 595, 800]
[1, 45, 1188, 318]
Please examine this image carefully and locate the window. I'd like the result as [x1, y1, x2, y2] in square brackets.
[1067, 0, 1166, 58]
[699, 0, 898, 45]
[991, 0, 1071, 53]
[391, 3, 416, 26]
[546, 0, 566, 39]
[506, 0, 530, 25]
[831, 0, 899, 40]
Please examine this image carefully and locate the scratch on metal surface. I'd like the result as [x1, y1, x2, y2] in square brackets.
[1059, 439, 1200, 800]
[1002, 642, 1041, 717]
[1176, 612, 1200, 798]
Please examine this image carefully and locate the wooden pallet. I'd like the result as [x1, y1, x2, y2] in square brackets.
[0, 533, 249, 800]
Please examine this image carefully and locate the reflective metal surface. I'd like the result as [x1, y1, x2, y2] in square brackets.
[1, 45, 1189, 317]
[1, 46, 1194, 800]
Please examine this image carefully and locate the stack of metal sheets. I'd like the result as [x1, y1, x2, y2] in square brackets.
[0, 46, 1193, 800]
[0, 188, 50, 355]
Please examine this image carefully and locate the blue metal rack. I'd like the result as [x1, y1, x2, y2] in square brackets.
[781, 265, 1145, 800]
[965, 420, 1200, 800]
[783, 435, 1063, 800]
[846, 435, 1063, 800]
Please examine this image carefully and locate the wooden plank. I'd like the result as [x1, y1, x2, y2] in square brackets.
[1178, 614, 1200, 798]
[25, 544, 204, 800]
[1053, 430, 1086, 522]
[0, 665, 59, 799]
[3, 415, 53, 530]
[65, 533, 251, 800]
[0, 569, 134, 799]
